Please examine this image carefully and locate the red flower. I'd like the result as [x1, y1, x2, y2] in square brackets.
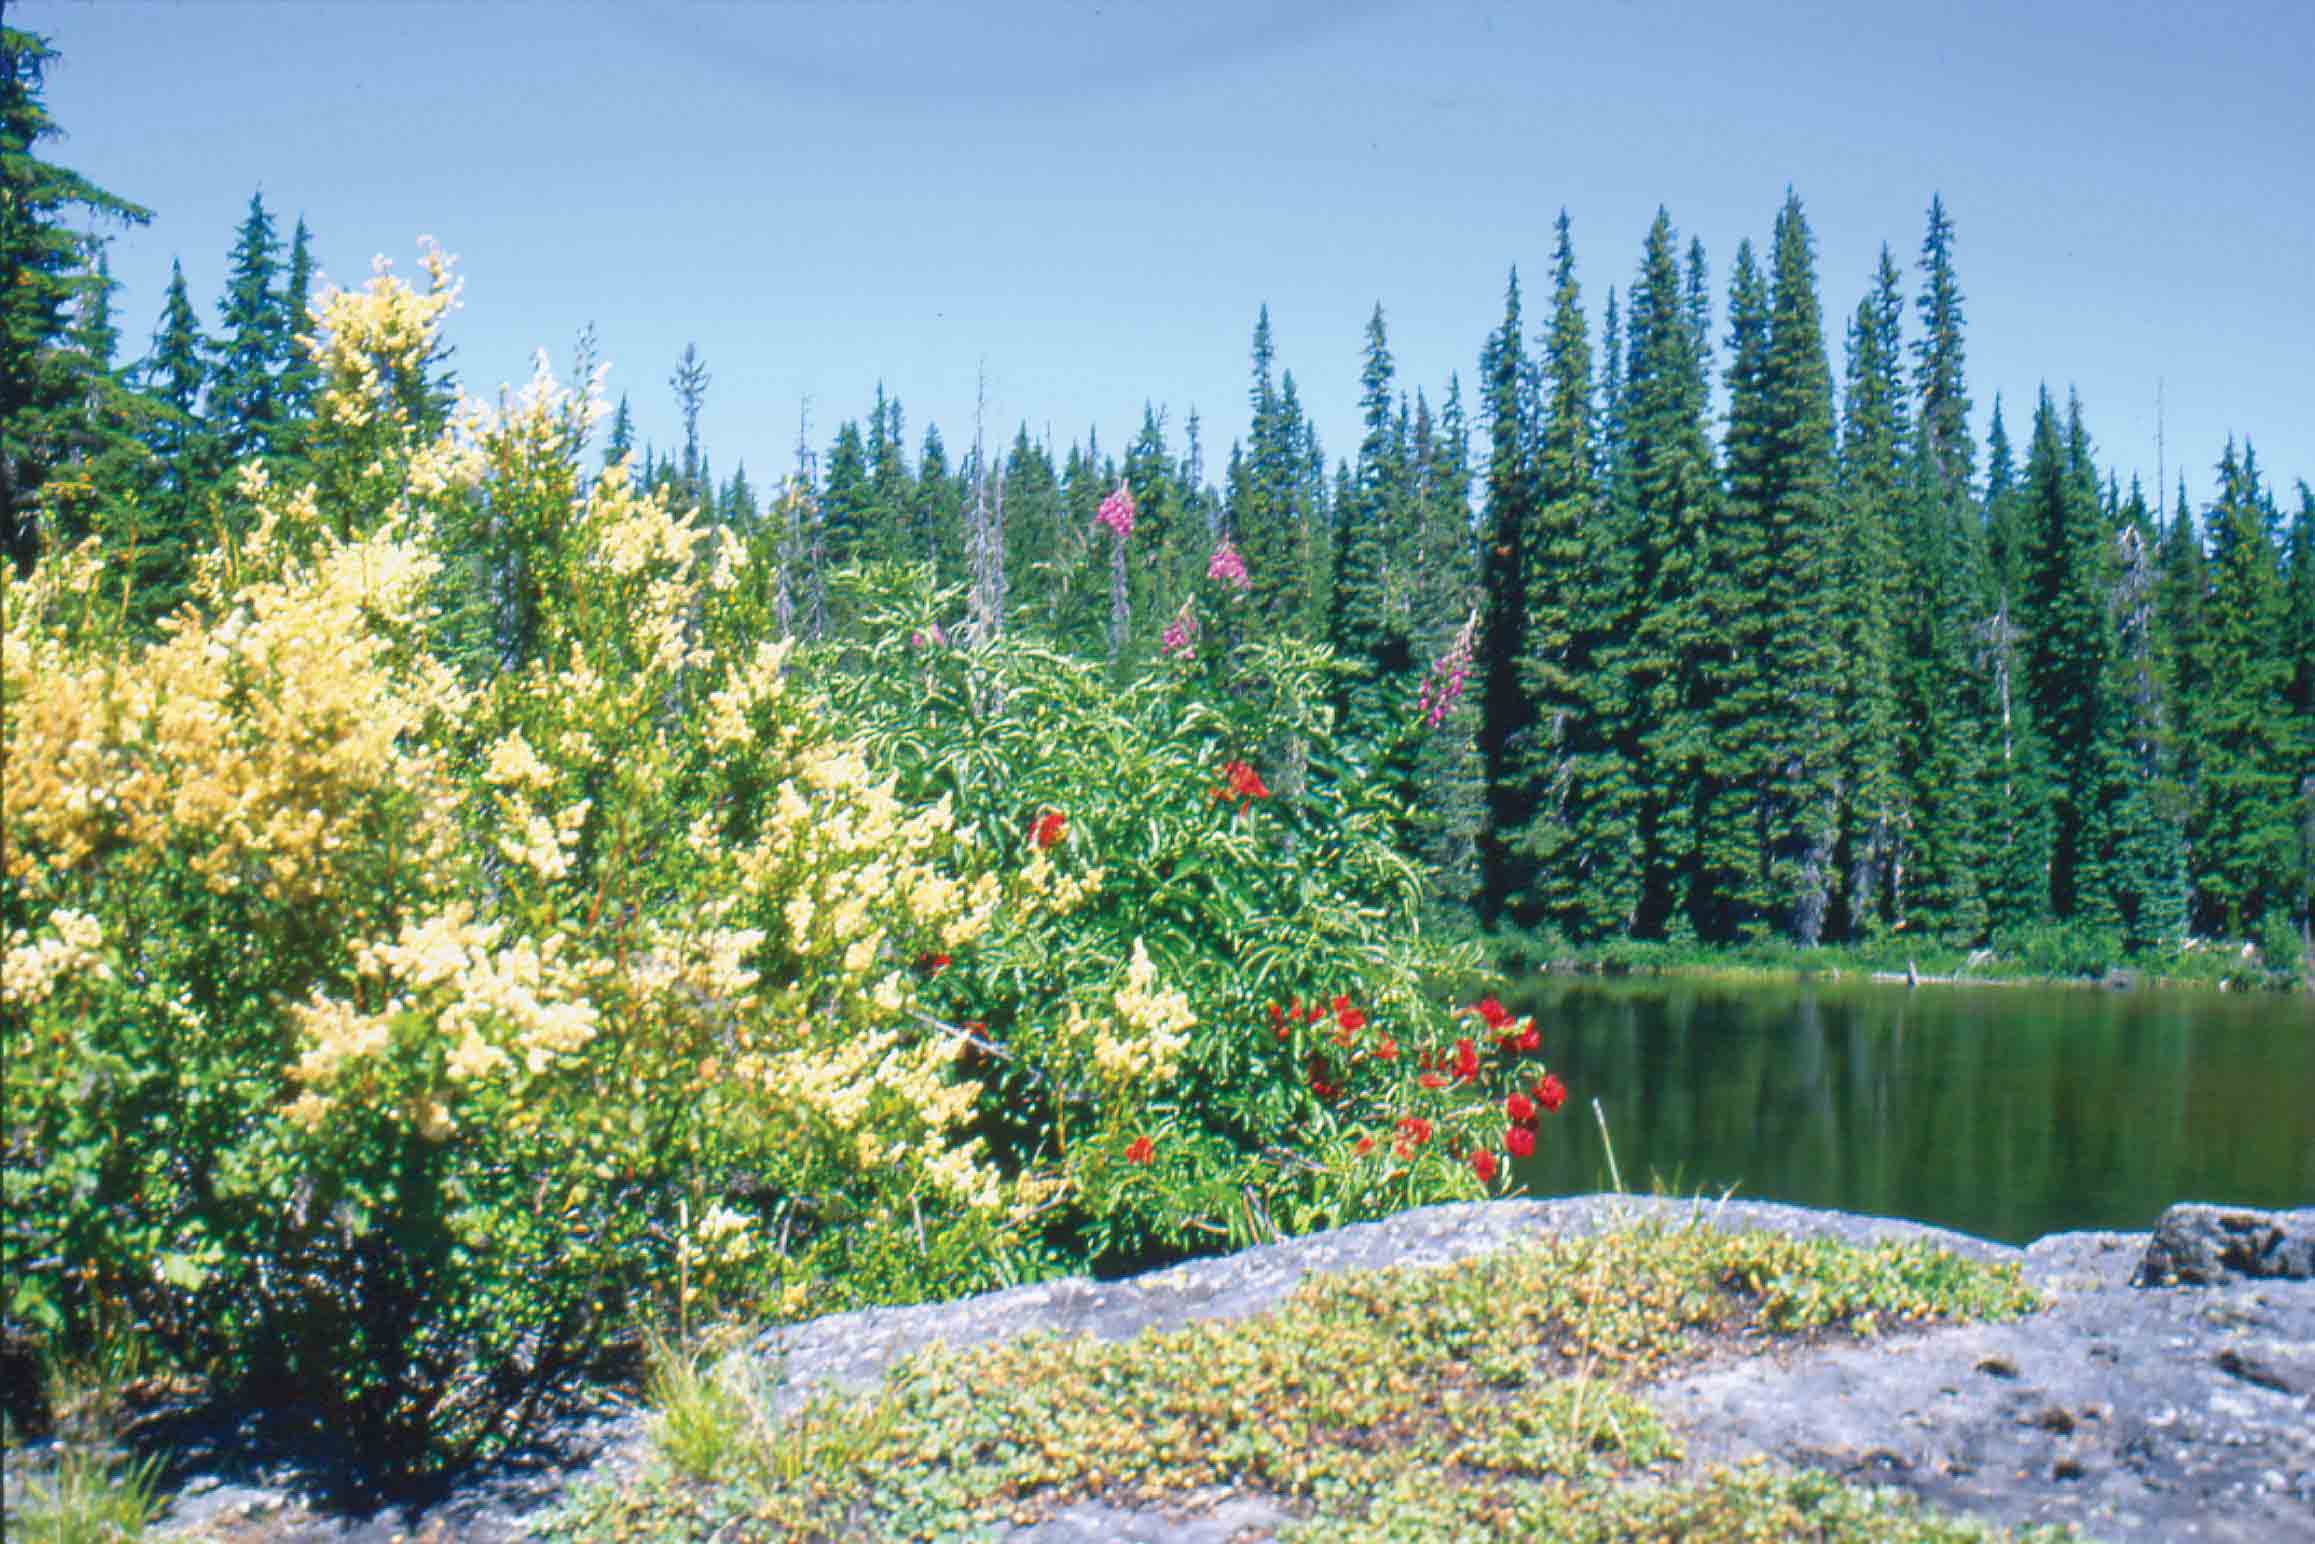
[1470, 1148, 1499, 1184]
[1469, 995, 1513, 1031]
[1308, 1054, 1340, 1102]
[1393, 1115, 1433, 1158]
[1214, 759, 1272, 812]
[1030, 809, 1068, 850]
[1504, 1091, 1536, 1125]
[1372, 1035, 1399, 1062]
[1354, 1135, 1375, 1156]
[1125, 1136, 1155, 1165]
[1305, 1000, 1326, 1023]
[1516, 1024, 1540, 1054]
[1335, 999, 1367, 1036]
[1452, 1037, 1481, 1084]
[1535, 1072, 1567, 1114]
[1505, 1125, 1536, 1159]
[1417, 1071, 1449, 1090]
[915, 952, 952, 976]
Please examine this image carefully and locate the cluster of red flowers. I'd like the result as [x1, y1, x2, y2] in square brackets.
[1030, 809, 1068, 850]
[1393, 1114, 1432, 1158]
[1471, 994, 1541, 1054]
[1213, 759, 1271, 813]
[1124, 1135, 1156, 1165]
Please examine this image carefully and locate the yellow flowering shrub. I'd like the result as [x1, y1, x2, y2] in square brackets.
[1, 261, 1057, 1473]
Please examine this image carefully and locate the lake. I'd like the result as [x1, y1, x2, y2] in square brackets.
[1506, 977, 2314, 1244]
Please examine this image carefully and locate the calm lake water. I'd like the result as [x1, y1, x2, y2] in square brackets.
[1505, 977, 2313, 1244]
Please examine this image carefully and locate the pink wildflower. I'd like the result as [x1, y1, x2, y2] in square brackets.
[1416, 611, 1479, 730]
[1096, 483, 1136, 540]
[1207, 541, 1250, 592]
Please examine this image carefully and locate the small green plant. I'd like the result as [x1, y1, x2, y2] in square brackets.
[9, 1443, 165, 1544]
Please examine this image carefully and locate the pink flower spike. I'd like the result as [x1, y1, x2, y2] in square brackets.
[1097, 483, 1137, 540]
[1207, 541, 1250, 592]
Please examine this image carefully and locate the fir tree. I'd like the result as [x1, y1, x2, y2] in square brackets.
[1831, 245, 1910, 937]
[1516, 213, 1633, 938]
[1619, 210, 1721, 938]
[604, 393, 635, 469]
[1894, 198, 1992, 942]
[671, 343, 710, 513]
[2104, 479, 2189, 949]
[273, 216, 320, 461]
[2192, 441, 2296, 934]
[2, 27, 153, 570]
[2020, 388, 2118, 922]
[209, 191, 286, 465]
[1474, 270, 1536, 927]
[1330, 304, 1411, 753]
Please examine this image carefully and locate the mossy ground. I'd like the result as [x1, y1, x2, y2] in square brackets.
[542, 1221, 2071, 1542]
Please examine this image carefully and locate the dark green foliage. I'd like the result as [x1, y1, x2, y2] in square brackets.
[1329, 304, 1413, 753]
[1, 26, 154, 571]
[1831, 246, 1910, 938]
[2020, 389, 2119, 921]
[1516, 214, 1632, 938]
[2191, 442, 2297, 933]
[208, 192, 287, 465]
[1893, 200, 1993, 942]
[1474, 270, 1536, 927]
[1619, 210, 1722, 939]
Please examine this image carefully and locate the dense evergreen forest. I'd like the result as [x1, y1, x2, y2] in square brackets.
[8, 32, 2310, 963]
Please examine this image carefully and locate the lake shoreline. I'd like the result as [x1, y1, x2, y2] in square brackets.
[1506, 948, 2311, 995]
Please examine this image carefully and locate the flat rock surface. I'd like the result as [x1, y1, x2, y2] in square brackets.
[43, 1196, 2310, 1541]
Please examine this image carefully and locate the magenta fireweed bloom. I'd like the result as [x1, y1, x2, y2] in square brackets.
[1206, 541, 1250, 592]
[1416, 612, 1479, 730]
[1096, 483, 1136, 540]
[1161, 602, 1199, 658]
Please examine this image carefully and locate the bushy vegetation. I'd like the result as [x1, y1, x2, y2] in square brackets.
[2, 257, 1566, 1480]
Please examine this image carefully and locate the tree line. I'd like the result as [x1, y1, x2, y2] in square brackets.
[9, 26, 2309, 956]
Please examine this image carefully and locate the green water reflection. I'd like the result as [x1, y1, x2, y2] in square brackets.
[1507, 978, 2313, 1244]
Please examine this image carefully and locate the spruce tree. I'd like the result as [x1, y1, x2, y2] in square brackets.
[1329, 304, 1412, 754]
[1474, 270, 1536, 927]
[209, 191, 286, 465]
[2019, 388, 2119, 922]
[273, 216, 319, 462]
[2104, 479, 2189, 949]
[1619, 210, 1721, 938]
[1516, 213, 1633, 938]
[603, 393, 635, 468]
[671, 344, 710, 513]
[123, 260, 213, 615]
[1744, 194, 1842, 940]
[2192, 441, 2296, 934]
[1831, 246, 1910, 937]
[2, 26, 153, 570]
[1893, 198, 1992, 942]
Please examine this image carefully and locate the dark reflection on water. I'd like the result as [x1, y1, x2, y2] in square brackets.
[1507, 978, 2314, 1244]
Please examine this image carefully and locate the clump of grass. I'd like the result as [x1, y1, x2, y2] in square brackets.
[4, 1307, 167, 1544]
[546, 1220, 2048, 1542]
[7, 1444, 166, 1544]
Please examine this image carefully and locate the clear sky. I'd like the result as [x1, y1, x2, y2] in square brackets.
[25, 0, 2315, 517]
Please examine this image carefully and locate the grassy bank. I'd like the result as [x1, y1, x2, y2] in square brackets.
[1484, 928, 2311, 994]
[540, 1219, 2070, 1543]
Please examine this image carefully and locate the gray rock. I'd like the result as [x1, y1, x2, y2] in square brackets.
[2135, 1203, 2315, 1287]
[130, 1195, 2315, 1543]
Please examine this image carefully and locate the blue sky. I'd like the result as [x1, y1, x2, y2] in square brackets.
[27, 0, 2315, 516]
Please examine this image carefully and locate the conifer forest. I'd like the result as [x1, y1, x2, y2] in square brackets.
[14, 33, 2305, 962]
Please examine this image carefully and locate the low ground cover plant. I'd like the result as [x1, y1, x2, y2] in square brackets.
[543, 1220, 2051, 1541]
